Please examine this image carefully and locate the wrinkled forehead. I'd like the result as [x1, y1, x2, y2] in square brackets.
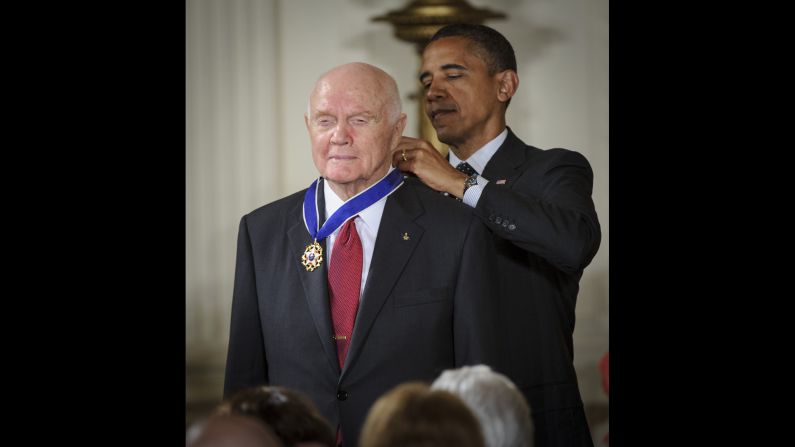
[310, 76, 386, 115]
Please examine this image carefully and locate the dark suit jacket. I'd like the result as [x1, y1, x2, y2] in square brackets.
[224, 177, 499, 447]
[476, 128, 601, 447]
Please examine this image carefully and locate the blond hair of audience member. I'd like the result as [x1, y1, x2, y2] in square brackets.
[186, 413, 284, 447]
[216, 385, 335, 447]
[431, 365, 534, 447]
[359, 382, 485, 447]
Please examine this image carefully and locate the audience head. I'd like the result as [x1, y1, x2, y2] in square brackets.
[186, 413, 283, 447]
[432, 365, 534, 447]
[359, 381, 485, 447]
[216, 385, 335, 447]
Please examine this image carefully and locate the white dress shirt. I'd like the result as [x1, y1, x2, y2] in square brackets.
[324, 168, 395, 301]
[448, 128, 508, 207]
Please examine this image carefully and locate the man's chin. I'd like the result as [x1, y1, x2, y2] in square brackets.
[433, 128, 457, 146]
[323, 163, 355, 177]
[323, 168, 362, 185]
[323, 174, 355, 185]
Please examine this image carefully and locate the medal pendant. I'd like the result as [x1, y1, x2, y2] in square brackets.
[301, 241, 323, 271]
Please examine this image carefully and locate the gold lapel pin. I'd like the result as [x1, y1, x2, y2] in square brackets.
[402, 232, 410, 241]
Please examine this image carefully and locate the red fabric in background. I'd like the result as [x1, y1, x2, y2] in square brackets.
[599, 352, 609, 445]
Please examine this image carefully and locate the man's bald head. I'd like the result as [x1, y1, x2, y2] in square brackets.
[308, 62, 402, 125]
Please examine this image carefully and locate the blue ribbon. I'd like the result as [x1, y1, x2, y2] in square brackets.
[303, 168, 404, 242]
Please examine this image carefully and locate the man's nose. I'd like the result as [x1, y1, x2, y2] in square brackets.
[330, 122, 351, 145]
[425, 81, 446, 101]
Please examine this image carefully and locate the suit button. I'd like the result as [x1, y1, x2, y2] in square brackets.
[508, 224, 516, 231]
[337, 390, 348, 401]
[495, 216, 502, 224]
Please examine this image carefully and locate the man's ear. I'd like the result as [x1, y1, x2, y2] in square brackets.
[395, 112, 407, 136]
[391, 113, 407, 149]
[497, 70, 519, 103]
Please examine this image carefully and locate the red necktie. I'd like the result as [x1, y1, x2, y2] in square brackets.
[328, 218, 363, 369]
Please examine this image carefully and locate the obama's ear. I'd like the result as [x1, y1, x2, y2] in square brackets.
[497, 70, 519, 103]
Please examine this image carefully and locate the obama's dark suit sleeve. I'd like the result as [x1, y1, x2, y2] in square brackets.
[476, 149, 601, 275]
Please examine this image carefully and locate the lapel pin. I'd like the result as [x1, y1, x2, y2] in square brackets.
[402, 232, 410, 241]
[496, 179, 507, 185]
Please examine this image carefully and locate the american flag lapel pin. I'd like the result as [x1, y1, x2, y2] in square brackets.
[495, 179, 507, 185]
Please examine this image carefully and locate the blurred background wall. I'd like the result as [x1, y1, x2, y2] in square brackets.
[187, 0, 608, 440]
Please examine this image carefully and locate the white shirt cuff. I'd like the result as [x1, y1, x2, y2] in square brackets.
[462, 176, 488, 207]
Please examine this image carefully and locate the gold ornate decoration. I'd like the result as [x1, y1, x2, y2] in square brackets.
[372, 0, 505, 51]
[301, 241, 324, 272]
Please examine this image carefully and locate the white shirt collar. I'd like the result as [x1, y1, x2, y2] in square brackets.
[448, 128, 508, 174]
[323, 167, 393, 234]
[322, 168, 393, 296]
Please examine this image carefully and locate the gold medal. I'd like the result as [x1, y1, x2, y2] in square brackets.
[300, 170, 404, 273]
[301, 241, 323, 271]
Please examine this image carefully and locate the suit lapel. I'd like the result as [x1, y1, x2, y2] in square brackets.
[286, 186, 340, 375]
[482, 128, 527, 187]
[341, 182, 424, 377]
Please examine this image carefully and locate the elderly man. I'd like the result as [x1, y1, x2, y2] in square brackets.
[224, 62, 499, 447]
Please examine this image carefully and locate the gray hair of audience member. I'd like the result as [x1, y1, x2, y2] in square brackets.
[186, 414, 284, 447]
[431, 365, 534, 447]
